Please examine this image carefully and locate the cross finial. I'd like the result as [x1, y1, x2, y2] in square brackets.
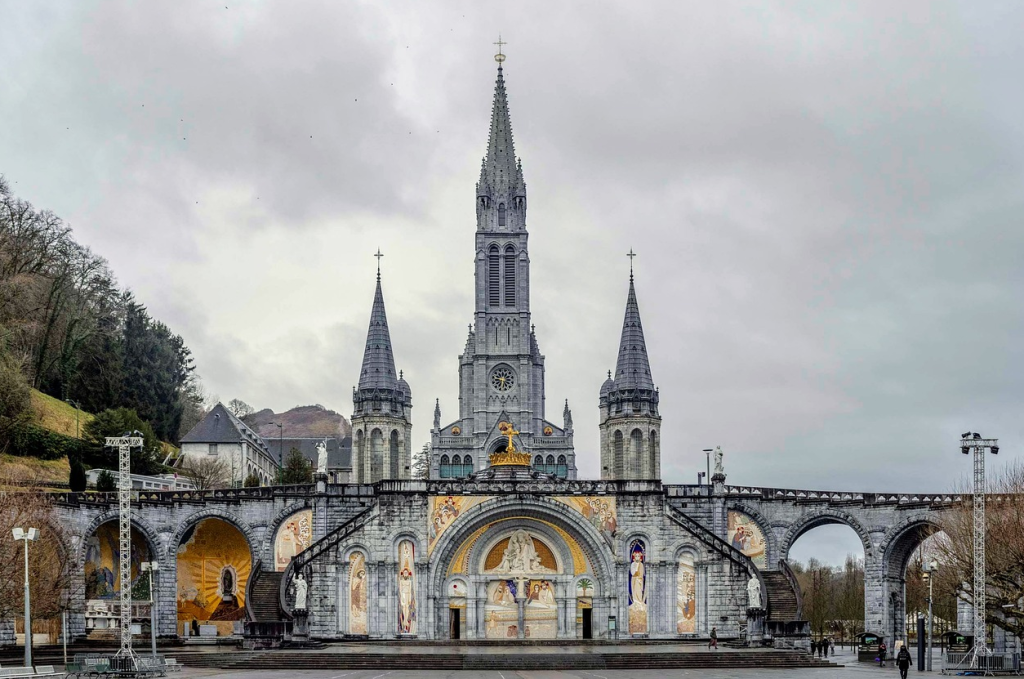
[374, 248, 384, 280]
[494, 35, 507, 64]
[627, 248, 637, 281]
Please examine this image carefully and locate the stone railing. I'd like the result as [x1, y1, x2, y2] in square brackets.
[717, 485, 963, 507]
[49, 482, 360, 507]
[374, 478, 663, 495]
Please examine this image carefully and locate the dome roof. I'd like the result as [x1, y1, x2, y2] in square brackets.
[600, 371, 615, 396]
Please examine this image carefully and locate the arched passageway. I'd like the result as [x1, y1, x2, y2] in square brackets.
[176, 517, 252, 637]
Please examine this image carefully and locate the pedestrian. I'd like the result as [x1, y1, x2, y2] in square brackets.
[810, 638, 817, 656]
[878, 640, 887, 667]
[895, 645, 912, 679]
[709, 626, 718, 650]
[823, 638, 830, 657]
[818, 638, 824, 657]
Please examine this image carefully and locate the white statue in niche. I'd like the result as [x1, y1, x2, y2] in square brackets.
[490, 529, 554, 574]
[747, 575, 762, 609]
[316, 440, 328, 474]
[714, 446, 725, 475]
[293, 572, 308, 610]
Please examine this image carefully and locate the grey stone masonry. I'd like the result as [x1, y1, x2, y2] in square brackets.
[47, 475, 955, 645]
[431, 62, 575, 480]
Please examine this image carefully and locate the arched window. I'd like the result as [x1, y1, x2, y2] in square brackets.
[613, 430, 624, 478]
[488, 246, 500, 307]
[498, 202, 506, 226]
[556, 454, 567, 478]
[389, 430, 400, 479]
[545, 455, 555, 474]
[370, 429, 384, 482]
[649, 430, 659, 479]
[534, 455, 543, 470]
[630, 429, 644, 478]
[440, 455, 450, 479]
[355, 429, 365, 479]
[503, 245, 516, 307]
[463, 455, 474, 478]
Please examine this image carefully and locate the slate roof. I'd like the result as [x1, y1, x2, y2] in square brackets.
[266, 436, 352, 470]
[612, 275, 655, 391]
[180, 403, 272, 456]
[358, 275, 400, 392]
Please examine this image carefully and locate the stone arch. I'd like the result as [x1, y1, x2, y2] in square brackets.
[778, 508, 874, 562]
[341, 543, 373, 563]
[77, 510, 164, 566]
[263, 501, 316, 570]
[727, 503, 780, 567]
[880, 516, 943, 580]
[171, 508, 259, 566]
[428, 495, 615, 596]
[621, 530, 657, 563]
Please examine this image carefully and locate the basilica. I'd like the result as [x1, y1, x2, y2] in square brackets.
[65, 55, 864, 648]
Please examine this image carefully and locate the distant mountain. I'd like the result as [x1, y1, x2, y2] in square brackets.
[245, 404, 352, 440]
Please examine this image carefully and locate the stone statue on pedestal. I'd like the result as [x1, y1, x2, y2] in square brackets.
[294, 573, 308, 611]
[316, 440, 328, 474]
[714, 446, 725, 475]
[747, 575, 762, 609]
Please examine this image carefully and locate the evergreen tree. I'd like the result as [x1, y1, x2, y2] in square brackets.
[95, 469, 116, 491]
[243, 471, 261, 488]
[84, 407, 163, 475]
[281, 447, 312, 485]
[68, 456, 87, 492]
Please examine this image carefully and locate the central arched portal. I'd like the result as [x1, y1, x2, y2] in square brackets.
[430, 498, 614, 641]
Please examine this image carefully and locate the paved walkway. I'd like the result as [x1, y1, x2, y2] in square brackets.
[175, 648, 945, 678]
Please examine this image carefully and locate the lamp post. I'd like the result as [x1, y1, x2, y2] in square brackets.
[923, 558, 938, 671]
[13, 527, 38, 668]
[702, 448, 713, 482]
[271, 423, 283, 484]
[961, 432, 998, 667]
[141, 561, 160, 657]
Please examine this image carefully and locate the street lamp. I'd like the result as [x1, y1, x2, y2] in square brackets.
[13, 527, 38, 668]
[270, 422, 283, 484]
[923, 558, 938, 671]
[703, 448, 713, 485]
[141, 562, 160, 658]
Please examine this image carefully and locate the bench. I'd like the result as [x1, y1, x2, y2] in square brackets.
[0, 668, 35, 679]
[33, 667, 61, 677]
[163, 658, 181, 672]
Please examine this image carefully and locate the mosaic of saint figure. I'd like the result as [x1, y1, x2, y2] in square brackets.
[677, 555, 697, 634]
[275, 510, 312, 571]
[397, 540, 416, 634]
[628, 539, 647, 635]
[349, 552, 367, 634]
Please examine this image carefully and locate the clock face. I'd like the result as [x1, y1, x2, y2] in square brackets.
[490, 367, 515, 392]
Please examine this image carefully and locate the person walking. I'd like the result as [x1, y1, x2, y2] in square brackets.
[709, 626, 718, 650]
[895, 645, 912, 679]
[810, 639, 817, 657]
[823, 637, 830, 657]
[878, 640, 887, 667]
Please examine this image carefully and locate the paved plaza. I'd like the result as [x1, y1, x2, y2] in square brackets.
[172, 648, 946, 678]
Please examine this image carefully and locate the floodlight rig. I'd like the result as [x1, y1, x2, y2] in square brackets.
[105, 433, 144, 667]
[960, 431, 998, 669]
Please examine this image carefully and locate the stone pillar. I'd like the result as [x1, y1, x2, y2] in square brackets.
[368, 562, 381, 638]
[475, 581, 487, 639]
[697, 561, 709, 635]
[556, 581, 567, 638]
[516, 597, 525, 640]
[863, 554, 886, 636]
[338, 559, 350, 635]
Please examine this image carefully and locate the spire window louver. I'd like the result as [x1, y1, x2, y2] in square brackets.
[488, 246, 500, 307]
[498, 202, 506, 226]
[504, 245, 516, 307]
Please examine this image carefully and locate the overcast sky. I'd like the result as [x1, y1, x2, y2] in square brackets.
[3, 1, 1022, 564]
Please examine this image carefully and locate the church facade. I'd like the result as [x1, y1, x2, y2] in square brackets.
[60, 56, 957, 650]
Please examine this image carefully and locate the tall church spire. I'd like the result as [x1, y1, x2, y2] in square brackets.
[476, 57, 527, 232]
[357, 270, 399, 391]
[613, 275, 655, 391]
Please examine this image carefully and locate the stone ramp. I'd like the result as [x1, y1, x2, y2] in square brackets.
[179, 648, 841, 671]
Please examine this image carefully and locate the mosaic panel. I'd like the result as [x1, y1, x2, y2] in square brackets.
[274, 509, 312, 571]
[427, 495, 491, 555]
[727, 511, 767, 568]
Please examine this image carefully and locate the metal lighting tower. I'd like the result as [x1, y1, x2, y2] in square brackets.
[106, 434, 143, 668]
[961, 432, 999, 668]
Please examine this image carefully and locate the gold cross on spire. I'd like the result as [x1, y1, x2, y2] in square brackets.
[494, 35, 507, 64]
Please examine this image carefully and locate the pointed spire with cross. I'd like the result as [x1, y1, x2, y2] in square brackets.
[627, 248, 637, 281]
[374, 248, 384, 281]
[494, 35, 507, 64]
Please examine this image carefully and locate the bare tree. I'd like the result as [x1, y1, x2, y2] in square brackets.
[227, 399, 254, 419]
[0, 477, 79, 628]
[935, 461, 1024, 639]
[179, 454, 230, 491]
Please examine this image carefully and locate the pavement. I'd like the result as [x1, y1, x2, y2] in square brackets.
[174, 648, 946, 678]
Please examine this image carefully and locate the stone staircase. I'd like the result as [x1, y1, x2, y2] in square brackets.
[178, 648, 840, 671]
[763, 570, 800, 622]
[248, 570, 283, 622]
